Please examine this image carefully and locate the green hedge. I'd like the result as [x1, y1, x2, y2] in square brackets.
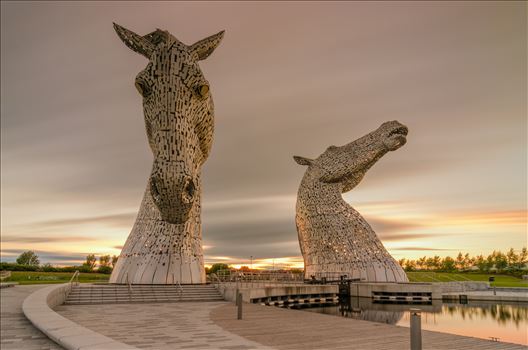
[0, 262, 110, 274]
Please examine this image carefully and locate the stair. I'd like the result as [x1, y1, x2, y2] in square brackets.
[64, 284, 224, 305]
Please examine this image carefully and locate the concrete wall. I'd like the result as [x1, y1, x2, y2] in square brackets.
[216, 283, 338, 302]
[349, 282, 442, 300]
[348, 281, 489, 299]
[216, 281, 490, 303]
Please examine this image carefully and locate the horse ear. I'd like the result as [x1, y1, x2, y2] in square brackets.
[293, 156, 313, 166]
[113, 23, 155, 59]
[189, 30, 225, 60]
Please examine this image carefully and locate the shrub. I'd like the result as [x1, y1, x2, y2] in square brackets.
[97, 266, 113, 274]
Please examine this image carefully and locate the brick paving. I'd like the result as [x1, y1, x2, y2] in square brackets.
[1, 284, 63, 350]
[55, 301, 271, 350]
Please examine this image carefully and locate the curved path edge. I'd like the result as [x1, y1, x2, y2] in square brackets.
[22, 283, 138, 350]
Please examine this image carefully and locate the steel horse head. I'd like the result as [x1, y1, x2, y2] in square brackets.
[114, 23, 224, 224]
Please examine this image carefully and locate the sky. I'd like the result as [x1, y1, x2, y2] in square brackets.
[1, 1, 526, 269]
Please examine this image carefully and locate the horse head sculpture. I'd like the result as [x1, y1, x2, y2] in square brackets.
[110, 24, 224, 284]
[114, 23, 223, 224]
[293, 121, 409, 282]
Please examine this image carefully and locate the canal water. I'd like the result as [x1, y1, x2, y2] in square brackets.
[291, 298, 528, 345]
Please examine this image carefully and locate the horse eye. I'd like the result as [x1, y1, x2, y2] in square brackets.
[195, 84, 209, 99]
[185, 179, 195, 198]
[135, 79, 152, 97]
[182, 178, 196, 203]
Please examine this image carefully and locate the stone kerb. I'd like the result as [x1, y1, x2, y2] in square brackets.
[22, 283, 138, 350]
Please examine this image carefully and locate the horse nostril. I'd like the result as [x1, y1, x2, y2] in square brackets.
[149, 177, 161, 201]
[135, 79, 152, 98]
[195, 84, 209, 99]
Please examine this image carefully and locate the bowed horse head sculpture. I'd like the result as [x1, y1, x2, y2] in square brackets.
[294, 120, 409, 282]
[110, 24, 223, 284]
[114, 23, 224, 224]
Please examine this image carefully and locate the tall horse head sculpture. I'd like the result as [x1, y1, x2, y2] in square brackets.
[294, 121, 409, 282]
[110, 24, 224, 284]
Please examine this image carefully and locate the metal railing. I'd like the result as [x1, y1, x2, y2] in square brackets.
[69, 270, 80, 286]
[0, 270, 12, 281]
[214, 270, 305, 288]
[64, 270, 80, 300]
[177, 280, 183, 300]
[125, 273, 132, 295]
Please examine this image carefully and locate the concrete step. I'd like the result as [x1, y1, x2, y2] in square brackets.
[65, 296, 224, 302]
[67, 294, 222, 300]
[65, 284, 223, 305]
[69, 290, 219, 294]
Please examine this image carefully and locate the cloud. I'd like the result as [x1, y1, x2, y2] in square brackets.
[0, 249, 86, 264]
[377, 233, 446, 241]
[390, 247, 456, 251]
[22, 213, 136, 229]
[366, 217, 421, 234]
[1, 235, 97, 243]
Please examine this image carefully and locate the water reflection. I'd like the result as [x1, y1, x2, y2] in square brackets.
[443, 302, 528, 328]
[297, 298, 528, 345]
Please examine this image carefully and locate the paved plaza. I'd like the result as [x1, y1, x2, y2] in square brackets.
[55, 299, 270, 350]
[2, 285, 526, 350]
[1, 285, 62, 350]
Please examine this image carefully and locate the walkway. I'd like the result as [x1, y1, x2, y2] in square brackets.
[1, 284, 63, 350]
[55, 301, 271, 350]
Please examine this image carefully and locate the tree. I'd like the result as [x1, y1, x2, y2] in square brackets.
[494, 252, 508, 272]
[16, 251, 40, 266]
[506, 248, 518, 269]
[417, 256, 427, 270]
[83, 254, 97, 271]
[464, 253, 473, 270]
[111, 255, 119, 268]
[475, 255, 487, 272]
[455, 252, 465, 270]
[486, 252, 496, 271]
[519, 247, 528, 269]
[209, 263, 229, 275]
[441, 256, 456, 272]
[404, 260, 416, 272]
[99, 255, 111, 267]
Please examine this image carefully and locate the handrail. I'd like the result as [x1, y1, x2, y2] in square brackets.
[0, 270, 12, 281]
[209, 273, 221, 288]
[125, 273, 132, 295]
[69, 270, 80, 286]
[65, 270, 80, 300]
[177, 280, 183, 300]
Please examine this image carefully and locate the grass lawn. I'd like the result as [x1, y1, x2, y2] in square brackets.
[2, 271, 110, 284]
[406, 271, 528, 288]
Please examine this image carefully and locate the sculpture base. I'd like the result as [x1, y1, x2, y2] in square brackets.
[110, 257, 205, 285]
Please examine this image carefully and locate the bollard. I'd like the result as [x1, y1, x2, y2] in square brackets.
[236, 292, 243, 320]
[410, 308, 422, 350]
